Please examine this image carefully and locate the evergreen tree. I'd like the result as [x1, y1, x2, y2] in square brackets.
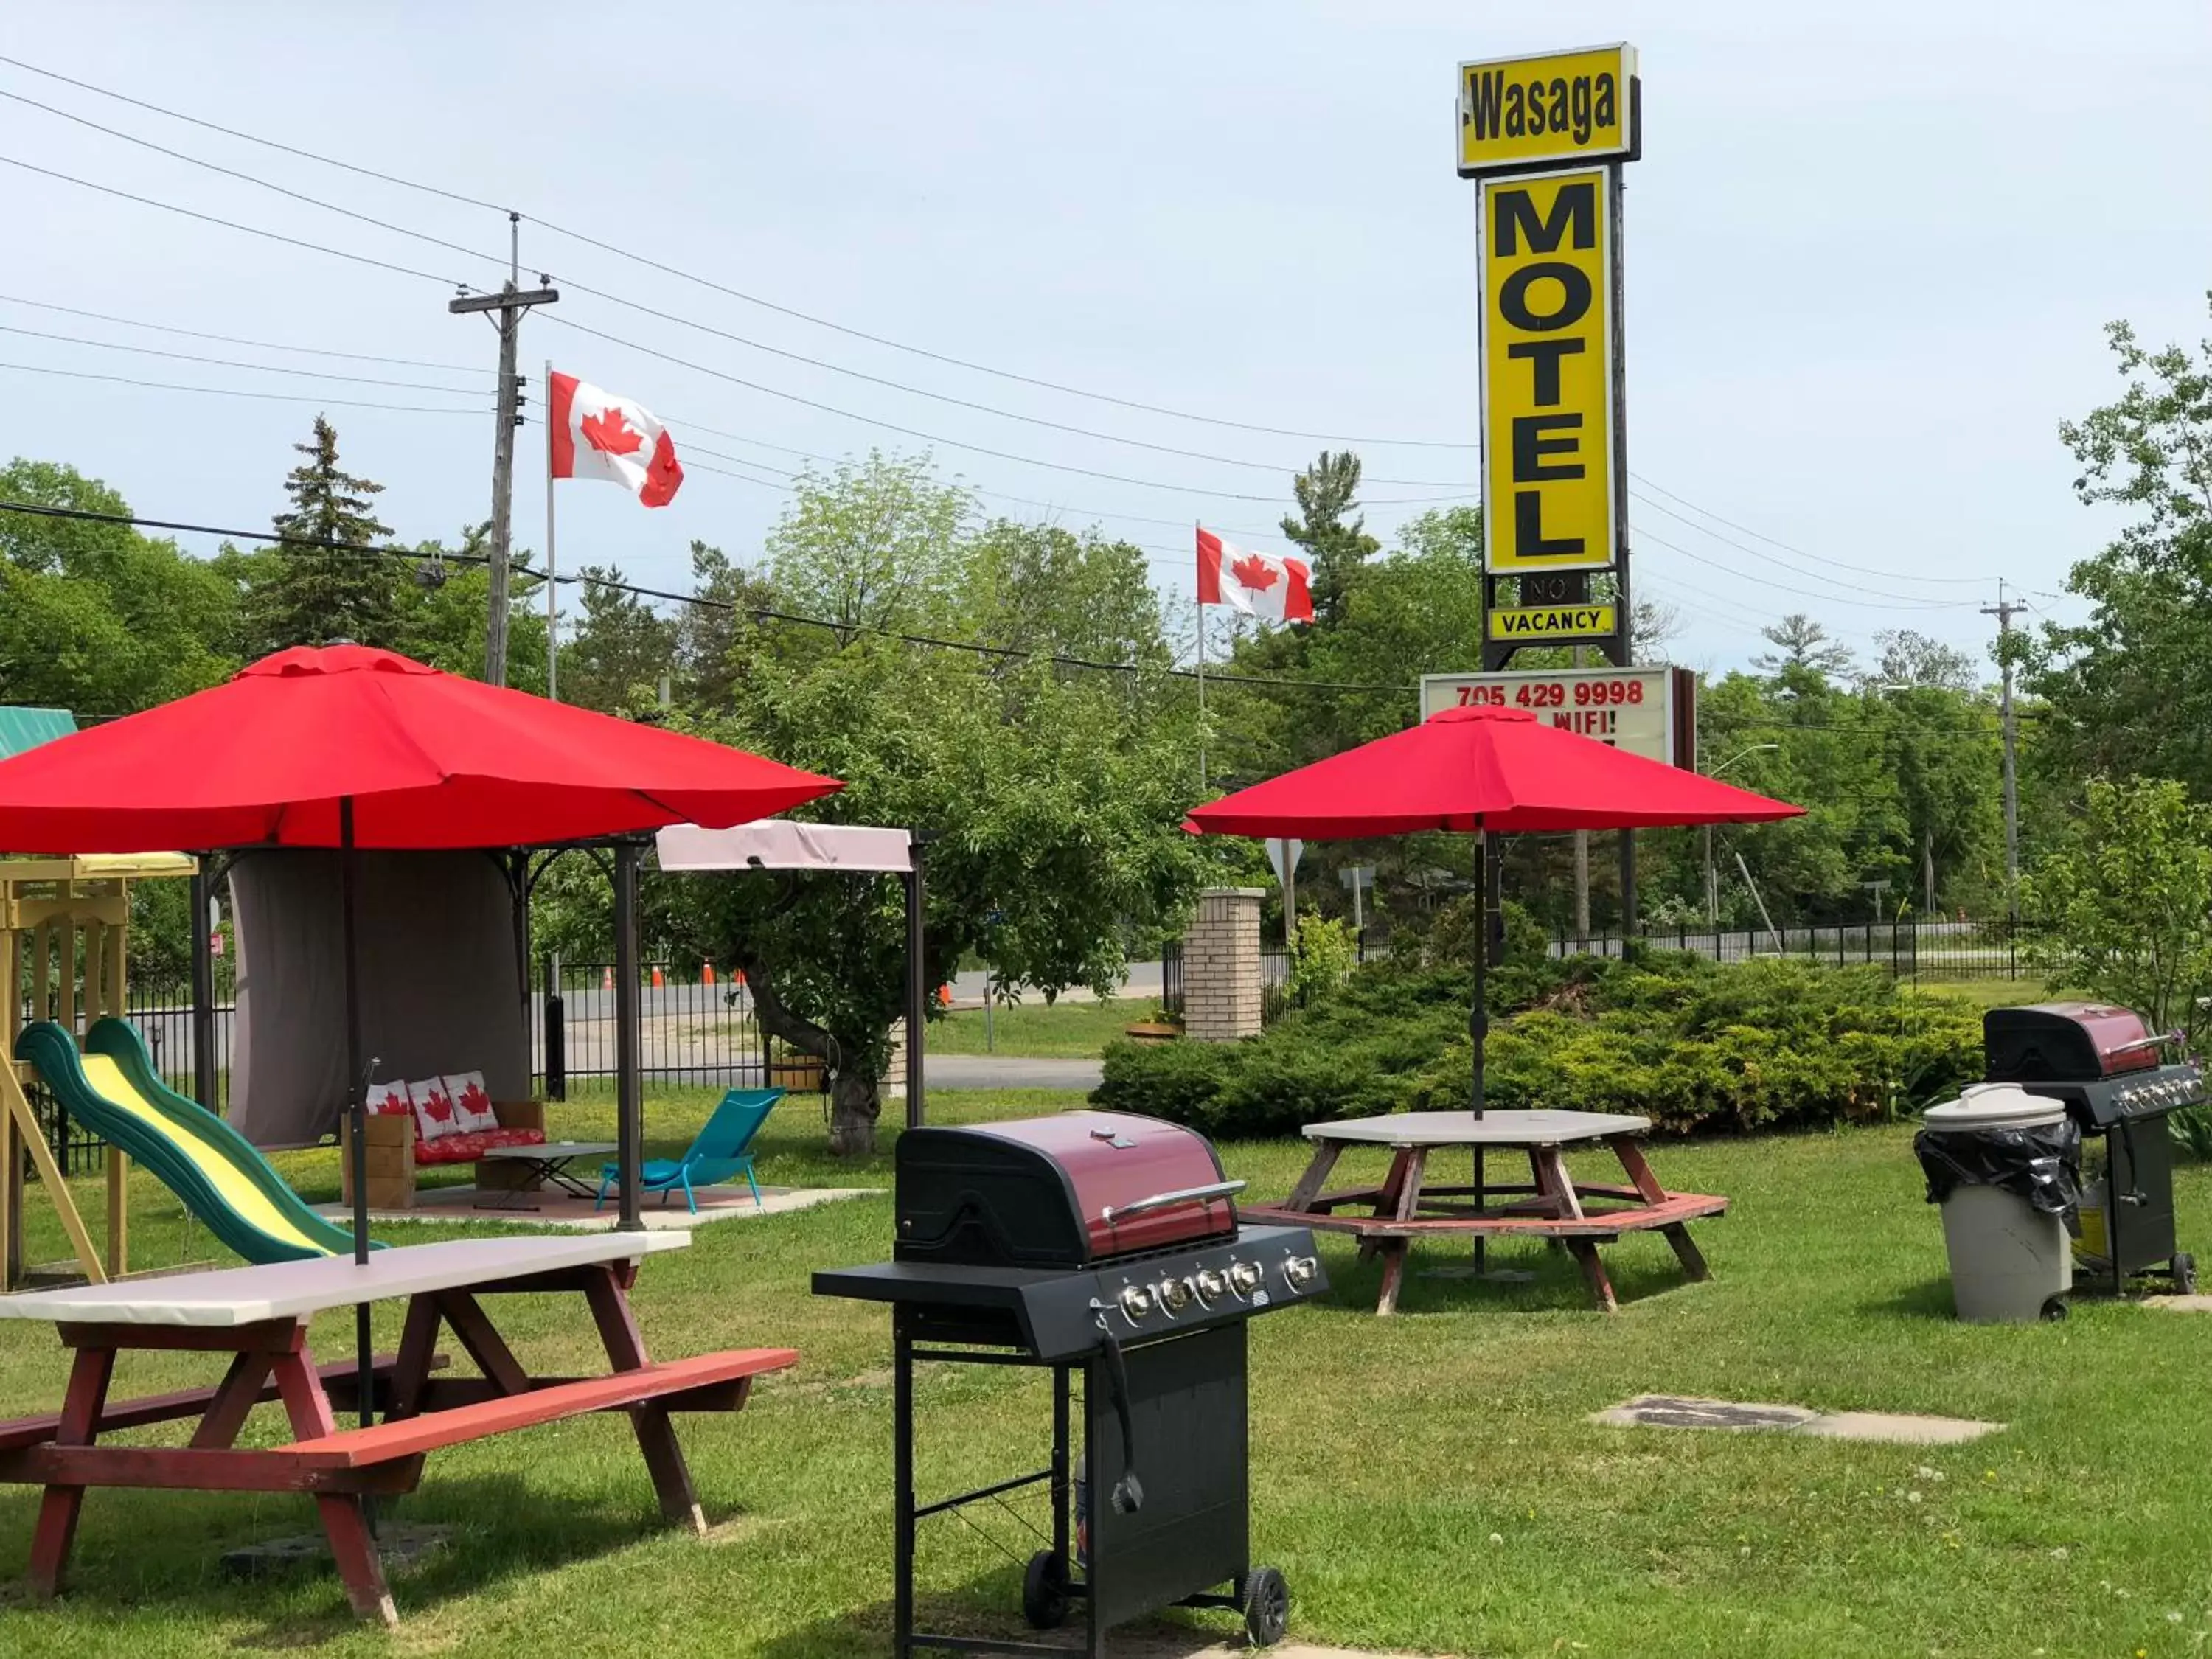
[248, 417, 400, 653]
[1280, 450, 1380, 627]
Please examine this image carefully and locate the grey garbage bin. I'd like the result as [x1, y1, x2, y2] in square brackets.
[1916, 1083, 2078, 1324]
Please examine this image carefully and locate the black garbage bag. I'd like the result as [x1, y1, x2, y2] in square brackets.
[1913, 1119, 2083, 1216]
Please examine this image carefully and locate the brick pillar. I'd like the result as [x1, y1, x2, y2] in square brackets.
[1185, 887, 1265, 1041]
[885, 1018, 908, 1099]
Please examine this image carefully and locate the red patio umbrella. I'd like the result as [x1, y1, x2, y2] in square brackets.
[1186, 703, 1803, 1115]
[0, 644, 841, 1422]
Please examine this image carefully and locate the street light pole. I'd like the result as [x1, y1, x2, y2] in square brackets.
[1704, 744, 1781, 927]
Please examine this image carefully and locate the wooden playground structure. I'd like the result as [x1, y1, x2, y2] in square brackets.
[0, 852, 195, 1290]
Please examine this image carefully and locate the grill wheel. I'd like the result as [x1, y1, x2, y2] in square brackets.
[1243, 1565, 1290, 1646]
[1022, 1550, 1071, 1630]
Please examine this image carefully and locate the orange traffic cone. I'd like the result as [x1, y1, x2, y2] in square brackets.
[937, 984, 953, 1007]
[651, 965, 665, 989]
[601, 967, 613, 990]
[703, 962, 717, 987]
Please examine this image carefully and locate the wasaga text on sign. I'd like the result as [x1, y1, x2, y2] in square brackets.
[1457, 44, 1639, 178]
[1480, 167, 1616, 576]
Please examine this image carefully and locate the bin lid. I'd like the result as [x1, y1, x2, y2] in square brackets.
[1922, 1082, 2069, 1132]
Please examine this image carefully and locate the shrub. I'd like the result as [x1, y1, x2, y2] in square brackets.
[1093, 951, 1983, 1140]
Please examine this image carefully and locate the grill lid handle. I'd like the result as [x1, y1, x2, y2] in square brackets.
[1100, 1179, 1246, 1227]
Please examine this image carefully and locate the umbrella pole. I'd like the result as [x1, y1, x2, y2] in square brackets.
[339, 800, 376, 1458]
[613, 840, 643, 1229]
[1472, 826, 1488, 1275]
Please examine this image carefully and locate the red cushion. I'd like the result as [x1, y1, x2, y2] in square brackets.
[417, 1125, 545, 1166]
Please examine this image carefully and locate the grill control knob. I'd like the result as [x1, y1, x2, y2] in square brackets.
[1118, 1284, 1154, 1321]
[1227, 1260, 1262, 1296]
[1283, 1255, 1318, 1290]
[1155, 1277, 1192, 1313]
[1195, 1268, 1228, 1301]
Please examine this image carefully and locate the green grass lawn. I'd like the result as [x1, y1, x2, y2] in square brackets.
[6, 1090, 2212, 1657]
[924, 997, 1151, 1058]
[1906, 978, 2070, 1010]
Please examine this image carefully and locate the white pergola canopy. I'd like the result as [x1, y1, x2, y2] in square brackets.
[655, 820, 913, 874]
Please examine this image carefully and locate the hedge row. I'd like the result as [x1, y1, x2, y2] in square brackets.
[1093, 950, 1984, 1141]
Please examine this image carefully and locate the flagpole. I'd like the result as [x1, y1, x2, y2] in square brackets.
[544, 358, 558, 701]
[1194, 521, 1207, 790]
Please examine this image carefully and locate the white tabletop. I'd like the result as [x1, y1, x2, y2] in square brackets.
[1304, 1110, 1652, 1147]
[0, 1233, 689, 1329]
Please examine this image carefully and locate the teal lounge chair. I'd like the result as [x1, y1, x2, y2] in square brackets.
[597, 1087, 783, 1214]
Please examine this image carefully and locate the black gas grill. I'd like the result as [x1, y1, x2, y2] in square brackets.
[1985, 1002, 2202, 1294]
[815, 1110, 1328, 1655]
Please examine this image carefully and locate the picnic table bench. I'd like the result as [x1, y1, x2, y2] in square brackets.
[0, 1234, 797, 1626]
[1240, 1110, 1727, 1314]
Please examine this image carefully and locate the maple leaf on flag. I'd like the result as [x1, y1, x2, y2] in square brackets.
[1231, 554, 1279, 592]
[580, 405, 644, 456]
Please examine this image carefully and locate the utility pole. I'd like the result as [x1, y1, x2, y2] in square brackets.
[1981, 580, 2025, 919]
[450, 213, 557, 687]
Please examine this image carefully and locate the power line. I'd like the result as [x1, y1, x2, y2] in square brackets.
[0, 498, 1407, 695]
[0, 79, 1482, 485]
[0, 51, 511, 214]
[0, 293, 484, 374]
[0, 321, 493, 394]
[0, 152, 463, 287]
[546, 313, 1474, 507]
[1632, 523, 1966, 613]
[0, 86, 512, 284]
[0, 52, 1475, 451]
[0, 358, 488, 414]
[1629, 473, 1997, 588]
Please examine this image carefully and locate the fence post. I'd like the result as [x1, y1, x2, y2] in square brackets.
[544, 956, 566, 1102]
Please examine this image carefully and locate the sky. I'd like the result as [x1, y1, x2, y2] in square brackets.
[0, 1, 2206, 678]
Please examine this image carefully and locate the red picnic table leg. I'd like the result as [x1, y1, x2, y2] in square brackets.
[26, 1343, 114, 1600]
[1374, 1147, 1429, 1317]
[1540, 1144, 1619, 1313]
[270, 1336, 397, 1629]
[582, 1264, 706, 1533]
[1610, 1135, 1713, 1283]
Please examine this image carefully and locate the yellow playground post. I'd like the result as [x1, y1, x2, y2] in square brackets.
[0, 852, 195, 1290]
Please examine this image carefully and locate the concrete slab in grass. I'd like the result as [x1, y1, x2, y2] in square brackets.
[1596, 1394, 2003, 1444]
[2142, 1294, 2212, 1313]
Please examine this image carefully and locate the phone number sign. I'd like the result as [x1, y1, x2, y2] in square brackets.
[1420, 667, 1684, 765]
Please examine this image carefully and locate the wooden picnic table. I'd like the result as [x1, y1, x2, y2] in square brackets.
[0, 1233, 796, 1625]
[1240, 1110, 1726, 1315]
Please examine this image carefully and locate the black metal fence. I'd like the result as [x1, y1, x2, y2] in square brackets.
[535, 961, 773, 1098]
[1156, 940, 1295, 1026]
[1548, 916, 2030, 981]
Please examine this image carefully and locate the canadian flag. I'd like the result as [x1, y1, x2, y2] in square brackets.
[1197, 527, 1312, 623]
[549, 372, 684, 507]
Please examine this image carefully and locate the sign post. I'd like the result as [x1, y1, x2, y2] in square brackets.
[1459, 42, 1644, 923]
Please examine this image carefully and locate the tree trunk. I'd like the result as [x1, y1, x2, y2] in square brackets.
[827, 1065, 881, 1156]
[724, 934, 885, 1156]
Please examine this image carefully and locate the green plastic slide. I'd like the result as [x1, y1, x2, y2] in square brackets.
[15, 1017, 366, 1265]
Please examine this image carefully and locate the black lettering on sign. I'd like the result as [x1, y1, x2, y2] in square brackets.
[1506, 338, 1585, 406]
[1572, 77, 1593, 143]
[1492, 181, 1598, 254]
[1514, 491, 1584, 558]
[1548, 77, 1569, 133]
[1593, 73, 1617, 129]
[1468, 70, 1505, 139]
[1500, 263, 1591, 332]
[1503, 80, 1526, 136]
[1512, 413, 1584, 481]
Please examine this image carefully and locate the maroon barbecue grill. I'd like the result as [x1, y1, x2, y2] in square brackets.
[1984, 1001, 2202, 1295]
[815, 1110, 1328, 1655]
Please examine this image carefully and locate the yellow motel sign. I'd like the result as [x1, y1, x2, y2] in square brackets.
[1479, 166, 1615, 576]
[1486, 602, 1615, 643]
[1457, 44, 1640, 178]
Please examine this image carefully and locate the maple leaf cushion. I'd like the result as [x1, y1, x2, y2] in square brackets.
[444, 1071, 498, 1134]
[366, 1079, 414, 1119]
[408, 1077, 460, 1144]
